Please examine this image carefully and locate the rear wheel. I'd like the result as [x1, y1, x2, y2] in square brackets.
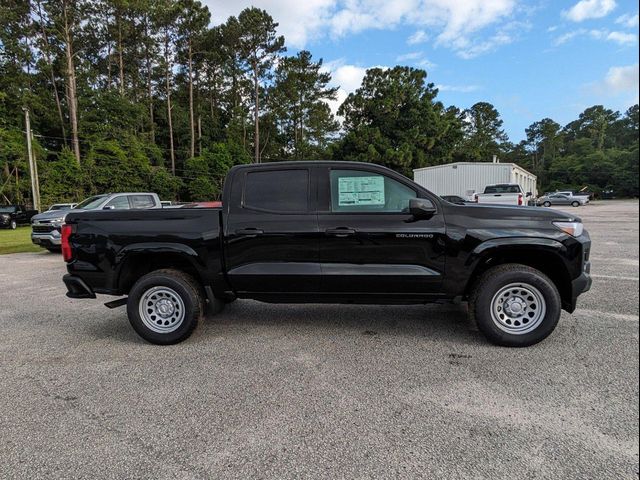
[469, 264, 561, 347]
[571, 201, 580, 207]
[127, 269, 203, 345]
[542, 201, 551, 207]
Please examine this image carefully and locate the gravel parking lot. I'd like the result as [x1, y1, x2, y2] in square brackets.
[0, 200, 638, 479]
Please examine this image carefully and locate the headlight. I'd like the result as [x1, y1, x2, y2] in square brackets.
[1, 214, 9, 221]
[553, 221, 584, 237]
[50, 215, 67, 225]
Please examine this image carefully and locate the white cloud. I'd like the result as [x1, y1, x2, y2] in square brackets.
[554, 27, 637, 45]
[407, 30, 428, 44]
[205, 0, 337, 48]
[606, 31, 638, 45]
[416, 58, 437, 69]
[604, 64, 639, 93]
[435, 84, 481, 93]
[615, 12, 639, 28]
[396, 51, 423, 62]
[207, 0, 519, 58]
[320, 61, 375, 117]
[395, 52, 437, 69]
[563, 0, 616, 22]
[554, 29, 586, 45]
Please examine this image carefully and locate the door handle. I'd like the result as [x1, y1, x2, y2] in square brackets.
[235, 228, 264, 236]
[325, 227, 356, 237]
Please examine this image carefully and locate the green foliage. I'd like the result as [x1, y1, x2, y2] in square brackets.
[150, 167, 183, 200]
[39, 148, 85, 206]
[84, 136, 153, 193]
[0, 0, 637, 205]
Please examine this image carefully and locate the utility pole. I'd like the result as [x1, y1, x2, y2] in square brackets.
[23, 107, 41, 211]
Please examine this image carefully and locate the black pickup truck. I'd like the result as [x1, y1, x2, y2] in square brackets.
[62, 161, 592, 347]
[0, 205, 38, 229]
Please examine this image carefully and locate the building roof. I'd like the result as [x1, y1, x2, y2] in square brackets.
[413, 161, 536, 178]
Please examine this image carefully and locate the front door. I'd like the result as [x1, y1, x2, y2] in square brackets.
[224, 166, 320, 295]
[317, 166, 446, 297]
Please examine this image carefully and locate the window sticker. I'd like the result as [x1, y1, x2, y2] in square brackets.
[338, 176, 385, 206]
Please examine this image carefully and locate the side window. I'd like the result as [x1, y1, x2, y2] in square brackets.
[244, 169, 309, 213]
[105, 196, 130, 210]
[330, 169, 417, 213]
[130, 195, 156, 209]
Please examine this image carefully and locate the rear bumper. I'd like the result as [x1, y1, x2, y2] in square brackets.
[63, 274, 96, 299]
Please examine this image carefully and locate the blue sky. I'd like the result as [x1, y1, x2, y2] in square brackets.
[206, 0, 639, 142]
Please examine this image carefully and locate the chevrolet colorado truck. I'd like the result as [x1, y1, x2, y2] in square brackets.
[62, 161, 592, 347]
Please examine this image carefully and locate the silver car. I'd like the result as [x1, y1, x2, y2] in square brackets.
[537, 193, 586, 207]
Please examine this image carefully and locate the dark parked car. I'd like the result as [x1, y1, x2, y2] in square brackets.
[62, 161, 592, 348]
[0, 205, 38, 229]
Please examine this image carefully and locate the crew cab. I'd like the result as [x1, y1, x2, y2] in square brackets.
[62, 162, 592, 347]
[0, 205, 38, 229]
[31, 192, 162, 251]
[474, 184, 531, 206]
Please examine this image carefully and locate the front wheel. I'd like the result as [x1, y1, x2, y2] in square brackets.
[571, 201, 580, 207]
[127, 269, 203, 345]
[10, 220, 17, 230]
[542, 201, 551, 207]
[469, 264, 561, 347]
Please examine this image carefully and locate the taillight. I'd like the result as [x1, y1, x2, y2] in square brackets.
[61, 224, 74, 262]
[518, 194, 523, 206]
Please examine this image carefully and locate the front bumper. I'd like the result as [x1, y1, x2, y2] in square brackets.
[31, 228, 61, 247]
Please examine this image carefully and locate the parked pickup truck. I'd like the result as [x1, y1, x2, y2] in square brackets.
[474, 184, 531, 206]
[62, 161, 592, 347]
[32, 192, 162, 251]
[0, 205, 38, 229]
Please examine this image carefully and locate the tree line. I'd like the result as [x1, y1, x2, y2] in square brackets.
[0, 0, 637, 207]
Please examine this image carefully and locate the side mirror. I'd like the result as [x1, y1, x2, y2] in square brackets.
[103, 205, 115, 210]
[409, 198, 436, 218]
[526, 192, 532, 197]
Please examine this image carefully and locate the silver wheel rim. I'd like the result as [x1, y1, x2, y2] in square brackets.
[490, 282, 546, 335]
[139, 286, 185, 334]
[11, 221, 16, 229]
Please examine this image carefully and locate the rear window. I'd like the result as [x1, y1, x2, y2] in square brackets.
[484, 185, 521, 194]
[244, 169, 309, 213]
[130, 195, 156, 209]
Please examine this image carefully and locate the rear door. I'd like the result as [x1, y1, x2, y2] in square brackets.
[317, 166, 446, 297]
[223, 165, 320, 295]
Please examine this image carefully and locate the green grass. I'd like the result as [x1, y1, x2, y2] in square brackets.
[0, 226, 42, 255]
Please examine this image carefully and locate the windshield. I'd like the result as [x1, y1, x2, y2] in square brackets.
[0, 206, 16, 213]
[484, 185, 521, 194]
[74, 195, 107, 210]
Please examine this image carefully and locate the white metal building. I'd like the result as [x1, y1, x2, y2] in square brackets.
[413, 162, 537, 200]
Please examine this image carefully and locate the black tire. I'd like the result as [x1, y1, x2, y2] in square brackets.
[127, 269, 203, 345]
[469, 264, 561, 347]
[571, 201, 580, 207]
[46, 247, 61, 253]
[543, 201, 551, 207]
[10, 220, 17, 230]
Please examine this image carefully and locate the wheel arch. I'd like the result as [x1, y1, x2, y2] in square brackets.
[464, 238, 573, 311]
[115, 244, 207, 295]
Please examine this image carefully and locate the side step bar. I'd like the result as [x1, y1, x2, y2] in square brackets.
[104, 297, 127, 309]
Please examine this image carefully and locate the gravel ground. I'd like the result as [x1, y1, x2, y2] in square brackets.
[0, 200, 638, 479]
